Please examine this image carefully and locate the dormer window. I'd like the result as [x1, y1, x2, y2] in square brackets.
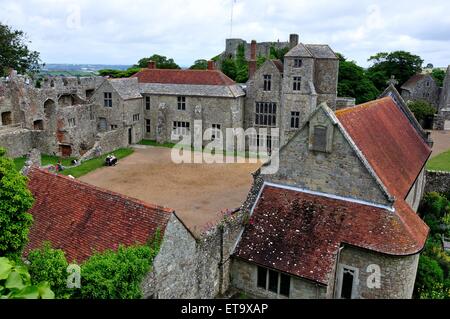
[294, 59, 302, 68]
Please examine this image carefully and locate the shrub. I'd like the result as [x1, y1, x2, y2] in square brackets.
[27, 242, 70, 298]
[415, 255, 444, 296]
[407, 100, 436, 123]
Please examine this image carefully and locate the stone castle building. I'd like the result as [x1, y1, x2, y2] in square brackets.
[435, 66, 450, 130]
[231, 96, 431, 299]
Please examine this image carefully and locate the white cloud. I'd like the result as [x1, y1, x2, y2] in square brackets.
[0, 0, 449, 67]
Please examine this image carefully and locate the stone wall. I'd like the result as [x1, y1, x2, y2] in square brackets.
[80, 127, 129, 161]
[0, 129, 33, 158]
[334, 246, 420, 299]
[425, 170, 450, 194]
[142, 210, 246, 299]
[401, 74, 440, 108]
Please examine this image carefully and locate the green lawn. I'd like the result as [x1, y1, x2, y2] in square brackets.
[427, 150, 450, 172]
[14, 154, 75, 171]
[61, 148, 134, 178]
[138, 139, 177, 148]
[13, 148, 134, 178]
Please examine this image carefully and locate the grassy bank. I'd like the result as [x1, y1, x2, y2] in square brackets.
[427, 150, 450, 172]
[14, 154, 75, 171]
[61, 148, 134, 178]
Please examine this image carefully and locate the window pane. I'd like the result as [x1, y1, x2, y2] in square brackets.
[280, 274, 290, 297]
[268, 270, 278, 293]
[257, 267, 267, 289]
[341, 269, 354, 299]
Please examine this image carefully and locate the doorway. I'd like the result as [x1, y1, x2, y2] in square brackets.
[1, 112, 12, 125]
[128, 128, 133, 144]
[60, 145, 72, 157]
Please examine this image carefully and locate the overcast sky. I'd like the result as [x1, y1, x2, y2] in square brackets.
[1, 0, 450, 68]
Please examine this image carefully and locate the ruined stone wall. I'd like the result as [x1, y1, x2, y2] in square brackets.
[0, 129, 33, 158]
[142, 211, 245, 299]
[425, 170, 450, 194]
[334, 246, 420, 299]
[224, 39, 289, 61]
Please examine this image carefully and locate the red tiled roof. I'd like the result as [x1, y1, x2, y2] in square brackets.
[336, 97, 432, 199]
[272, 60, 284, 73]
[234, 185, 429, 285]
[133, 68, 236, 86]
[24, 168, 173, 262]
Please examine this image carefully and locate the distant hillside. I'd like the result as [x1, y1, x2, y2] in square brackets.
[39, 64, 132, 76]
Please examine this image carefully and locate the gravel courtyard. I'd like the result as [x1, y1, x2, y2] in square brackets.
[79, 146, 260, 235]
[429, 130, 450, 157]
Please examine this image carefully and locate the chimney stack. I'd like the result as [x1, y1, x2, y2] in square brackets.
[250, 40, 257, 60]
[148, 61, 156, 69]
[207, 60, 215, 70]
[289, 34, 299, 48]
[248, 40, 257, 79]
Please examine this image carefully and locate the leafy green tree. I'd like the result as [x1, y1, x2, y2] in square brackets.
[366, 51, 424, 91]
[0, 148, 34, 260]
[221, 58, 237, 81]
[431, 69, 446, 87]
[27, 242, 69, 298]
[407, 100, 437, 123]
[235, 43, 249, 83]
[189, 59, 208, 70]
[98, 67, 141, 78]
[269, 46, 290, 63]
[135, 54, 180, 69]
[415, 255, 444, 298]
[0, 257, 54, 299]
[337, 54, 380, 104]
[78, 244, 160, 299]
[0, 23, 41, 76]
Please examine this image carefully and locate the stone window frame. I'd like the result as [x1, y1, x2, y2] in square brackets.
[110, 124, 118, 130]
[255, 102, 277, 127]
[177, 96, 186, 111]
[104, 92, 113, 107]
[98, 117, 108, 132]
[290, 111, 300, 129]
[211, 123, 222, 140]
[172, 121, 190, 137]
[263, 74, 272, 91]
[68, 118, 76, 127]
[335, 264, 359, 299]
[308, 121, 334, 153]
[294, 59, 302, 68]
[146, 119, 151, 133]
[293, 76, 302, 91]
[145, 96, 151, 110]
[133, 113, 140, 122]
[256, 266, 291, 298]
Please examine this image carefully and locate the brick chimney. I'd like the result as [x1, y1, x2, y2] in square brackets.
[148, 61, 156, 69]
[207, 60, 215, 70]
[289, 34, 299, 48]
[248, 40, 257, 79]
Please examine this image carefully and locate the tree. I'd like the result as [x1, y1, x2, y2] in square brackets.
[407, 100, 436, 123]
[221, 58, 237, 81]
[431, 69, 446, 87]
[135, 54, 180, 69]
[189, 59, 208, 70]
[27, 242, 69, 298]
[0, 148, 34, 260]
[98, 67, 141, 78]
[0, 257, 54, 299]
[234, 43, 249, 83]
[337, 54, 380, 104]
[269, 46, 290, 63]
[415, 255, 445, 298]
[366, 51, 424, 91]
[0, 22, 41, 77]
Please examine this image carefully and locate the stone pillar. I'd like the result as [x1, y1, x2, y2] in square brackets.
[156, 103, 167, 144]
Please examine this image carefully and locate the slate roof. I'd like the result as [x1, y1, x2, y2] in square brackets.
[108, 77, 142, 100]
[134, 68, 245, 98]
[336, 97, 432, 199]
[24, 168, 173, 262]
[285, 43, 337, 59]
[234, 184, 429, 285]
[401, 74, 427, 91]
[305, 45, 338, 59]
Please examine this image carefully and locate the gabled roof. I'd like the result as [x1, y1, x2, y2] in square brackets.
[234, 184, 428, 285]
[271, 60, 284, 73]
[401, 74, 429, 91]
[336, 97, 432, 199]
[285, 43, 313, 58]
[133, 68, 236, 86]
[305, 44, 338, 59]
[108, 77, 142, 100]
[25, 168, 173, 262]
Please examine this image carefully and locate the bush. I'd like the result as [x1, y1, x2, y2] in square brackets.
[415, 255, 444, 296]
[27, 242, 69, 298]
[78, 244, 160, 299]
[407, 100, 436, 123]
